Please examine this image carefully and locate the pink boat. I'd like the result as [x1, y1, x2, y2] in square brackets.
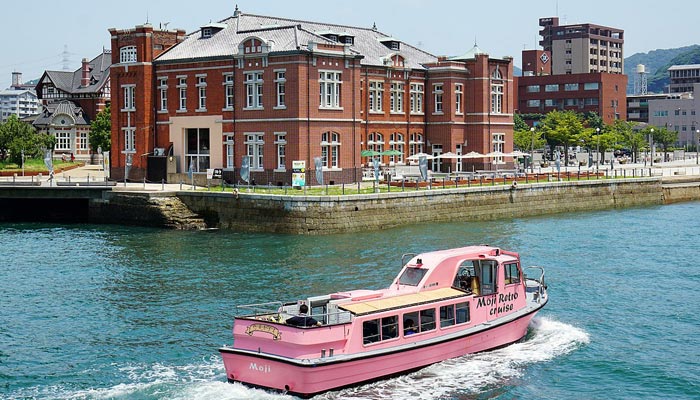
[219, 245, 548, 398]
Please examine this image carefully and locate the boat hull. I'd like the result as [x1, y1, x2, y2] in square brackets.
[220, 308, 540, 398]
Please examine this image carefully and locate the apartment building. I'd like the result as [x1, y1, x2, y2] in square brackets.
[0, 72, 40, 122]
[109, 8, 514, 183]
[539, 17, 624, 75]
[668, 64, 700, 94]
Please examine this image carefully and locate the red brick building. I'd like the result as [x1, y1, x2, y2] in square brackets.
[515, 72, 627, 125]
[109, 9, 514, 184]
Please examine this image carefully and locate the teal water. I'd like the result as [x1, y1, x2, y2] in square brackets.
[1, 203, 699, 399]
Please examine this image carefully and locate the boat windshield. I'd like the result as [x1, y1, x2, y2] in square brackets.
[398, 267, 427, 286]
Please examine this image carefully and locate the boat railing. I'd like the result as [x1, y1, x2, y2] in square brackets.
[236, 301, 285, 317]
[525, 266, 547, 303]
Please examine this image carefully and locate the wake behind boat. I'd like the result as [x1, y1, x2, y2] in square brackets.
[219, 245, 548, 398]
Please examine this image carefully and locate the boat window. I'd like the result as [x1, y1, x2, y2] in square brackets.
[504, 263, 521, 285]
[455, 302, 470, 324]
[362, 319, 380, 344]
[473, 260, 497, 295]
[403, 311, 419, 335]
[381, 316, 398, 340]
[398, 267, 427, 286]
[420, 308, 436, 332]
[440, 304, 455, 327]
[453, 262, 477, 293]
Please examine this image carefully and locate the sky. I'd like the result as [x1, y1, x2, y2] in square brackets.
[1, 0, 697, 89]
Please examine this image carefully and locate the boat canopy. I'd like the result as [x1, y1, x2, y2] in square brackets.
[339, 287, 465, 316]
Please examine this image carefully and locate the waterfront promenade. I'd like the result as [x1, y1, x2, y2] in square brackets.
[2, 157, 700, 191]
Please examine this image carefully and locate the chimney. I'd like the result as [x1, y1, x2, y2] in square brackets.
[11, 72, 22, 88]
[81, 58, 90, 87]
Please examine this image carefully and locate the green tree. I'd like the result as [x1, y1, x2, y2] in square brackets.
[609, 120, 645, 162]
[513, 126, 546, 153]
[0, 115, 50, 164]
[652, 126, 678, 156]
[539, 110, 585, 164]
[513, 113, 529, 132]
[89, 105, 111, 153]
[583, 111, 604, 130]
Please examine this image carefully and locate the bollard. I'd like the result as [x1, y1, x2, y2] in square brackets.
[162, 179, 165, 191]
[180, 180, 183, 190]
[143, 177, 146, 189]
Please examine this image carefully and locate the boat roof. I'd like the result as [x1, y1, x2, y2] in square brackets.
[407, 245, 518, 267]
[339, 287, 465, 316]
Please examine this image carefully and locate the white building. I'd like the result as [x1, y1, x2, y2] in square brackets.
[0, 72, 41, 122]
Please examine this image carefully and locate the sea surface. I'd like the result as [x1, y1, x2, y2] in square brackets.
[1, 202, 699, 400]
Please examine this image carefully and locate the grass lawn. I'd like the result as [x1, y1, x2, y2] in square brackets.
[0, 158, 82, 173]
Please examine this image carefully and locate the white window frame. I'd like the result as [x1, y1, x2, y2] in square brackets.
[491, 69, 504, 114]
[390, 82, 404, 114]
[389, 132, 405, 164]
[245, 133, 264, 169]
[274, 70, 286, 109]
[455, 83, 463, 115]
[433, 83, 443, 114]
[245, 71, 264, 109]
[319, 70, 342, 109]
[410, 83, 424, 114]
[275, 132, 286, 170]
[196, 75, 207, 111]
[78, 131, 88, 151]
[409, 133, 424, 157]
[367, 132, 385, 164]
[119, 46, 137, 63]
[177, 76, 187, 112]
[369, 81, 384, 113]
[492, 133, 505, 164]
[223, 73, 234, 110]
[122, 85, 135, 112]
[321, 132, 341, 169]
[225, 133, 235, 169]
[55, 131, 71, 151]
[158, 78, 168, 112]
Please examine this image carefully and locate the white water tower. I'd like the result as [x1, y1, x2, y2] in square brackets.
[634, 64, 648, 95]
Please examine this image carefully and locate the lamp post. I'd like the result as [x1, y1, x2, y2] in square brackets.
[595, 127, 600, 168]
[530, 126, 535, 173]
[696, 129, 699, 165]
[649, 128, 654, 167]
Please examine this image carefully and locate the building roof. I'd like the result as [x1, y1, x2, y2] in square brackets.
[32, 100, 90, 127]
[0, 89, 38, 98]
[156, 12, 437, 69]
[668, 64, 700, 71]
[39, 50, 111, 95]
[448, 43, 489, 61]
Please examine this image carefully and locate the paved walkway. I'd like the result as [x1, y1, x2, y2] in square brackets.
[2, 158, 700, 191]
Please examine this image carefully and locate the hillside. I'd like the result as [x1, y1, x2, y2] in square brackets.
[625, 45, 700, 93]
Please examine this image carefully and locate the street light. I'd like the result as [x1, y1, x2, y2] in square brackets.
[650, 128, 654, 167]
[530, 126, 535, 173]
[696, 129, 699, 165]
[595, 127, 600, 168]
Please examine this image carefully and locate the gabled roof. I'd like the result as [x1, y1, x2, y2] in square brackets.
[32, 100, 90, 127]
[39, 50, 111, 95]
[156, 13, 437, 69]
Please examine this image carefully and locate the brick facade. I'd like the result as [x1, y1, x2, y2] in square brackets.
[109, 12, 514, 184]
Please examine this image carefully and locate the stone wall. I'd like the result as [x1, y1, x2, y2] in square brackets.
[177, 178, 665, 235]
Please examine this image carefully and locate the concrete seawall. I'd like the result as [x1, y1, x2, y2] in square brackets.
[176, 178, 668, 234]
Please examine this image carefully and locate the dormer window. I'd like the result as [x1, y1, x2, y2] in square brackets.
[340, 35, 354, 45]
[200, 22, 226, 39]
[379, 37, 400, 51]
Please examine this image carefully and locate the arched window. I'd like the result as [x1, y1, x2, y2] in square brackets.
[321, 131, 340, 168]
[409, 133, 424, 156]
[491, 68, 503, 114]
[120, 46, 137, 63]
[367, 132, 385, 158]
[389, 133, 405, 164]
